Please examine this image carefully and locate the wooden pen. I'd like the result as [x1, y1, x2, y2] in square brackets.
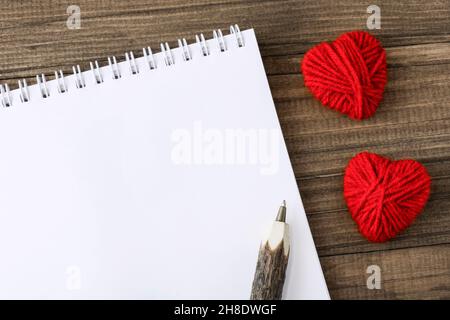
[250, 201, 290, 300]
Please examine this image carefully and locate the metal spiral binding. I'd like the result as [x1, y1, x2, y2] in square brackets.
[178, 38, 192, 61]
[160, 42, 174, 66]
[213, 29, 227, 52]
[55, 70, 67, 93]
[195, 33, 209, 56]
[36, 74, 50, 98]
[1, 84, 11, 107]
[90, 61, 103, 84]
[1, 25, 245, 107]
[230, 24, 244, 47]
[73, 65, 86, 88]
[125, 52, 139, 74]
[108, 56, 121, 79]
[143, 46, 156, 70]
[18, 79, 29, 102]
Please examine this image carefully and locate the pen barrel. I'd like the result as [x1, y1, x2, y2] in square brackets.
[250, 222, 290, 300]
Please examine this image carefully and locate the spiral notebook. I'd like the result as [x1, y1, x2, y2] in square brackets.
[0, 26, 329, 299]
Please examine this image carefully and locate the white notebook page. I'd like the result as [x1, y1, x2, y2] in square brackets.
[0, 28, 329, 299]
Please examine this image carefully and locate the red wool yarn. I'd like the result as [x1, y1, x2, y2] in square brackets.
[301, 31, 387, 120]
[344, 152, 431, 242]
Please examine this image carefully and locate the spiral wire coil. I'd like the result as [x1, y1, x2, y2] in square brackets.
[2, 25, 245, 107]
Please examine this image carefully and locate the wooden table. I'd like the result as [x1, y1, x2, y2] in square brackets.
[1, 0, 449, 299]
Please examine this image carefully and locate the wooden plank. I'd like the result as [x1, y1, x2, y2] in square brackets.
[298, 161, 450, 214]
[272, 63, 450, 177]
[1, 0, 450, 85]
[309, 196, 450, 257]
[321, 244, 450, 299]
[300, 159, 450, 256]
[264, 43, 450, 75]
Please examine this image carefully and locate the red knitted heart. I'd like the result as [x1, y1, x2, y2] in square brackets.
[301, 31, 387, 120]
[344, 152, 431, 242]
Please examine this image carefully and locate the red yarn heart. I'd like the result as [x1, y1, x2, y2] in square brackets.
[301, 31, 387, 120]
[344, 152, 431, 242]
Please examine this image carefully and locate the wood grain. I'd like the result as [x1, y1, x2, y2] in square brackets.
[321, 244, 450, 299]
[0, 0, 449, 299]
[251, 242, 289, 300]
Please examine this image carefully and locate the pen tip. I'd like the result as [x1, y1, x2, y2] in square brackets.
[276, 201, 287, 222]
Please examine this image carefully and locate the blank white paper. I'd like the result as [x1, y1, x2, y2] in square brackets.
[0, 29, 329, 299]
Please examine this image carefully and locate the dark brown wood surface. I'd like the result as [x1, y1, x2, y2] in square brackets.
[1, 0, 449, 299]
